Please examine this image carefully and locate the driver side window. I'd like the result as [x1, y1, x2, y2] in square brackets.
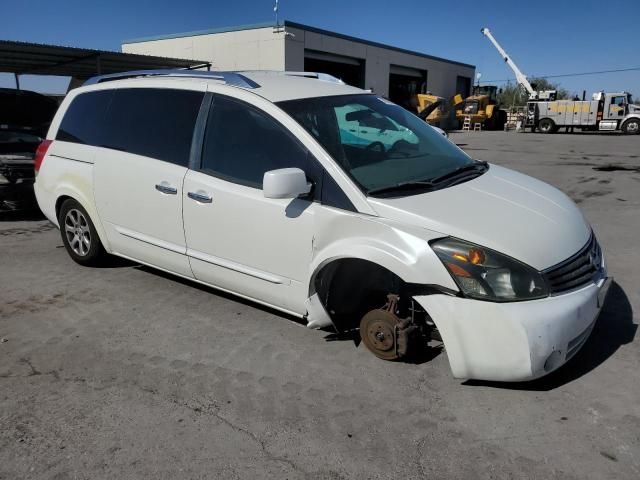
[200, 95, 320, 191]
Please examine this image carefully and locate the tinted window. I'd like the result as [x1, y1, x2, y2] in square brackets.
[201, 95, 319, 189]
[103, 88, 203, 166]
[57, 90, 113, 145]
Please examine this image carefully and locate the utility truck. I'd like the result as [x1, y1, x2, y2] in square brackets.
[527, 92, 640, 134]
[481, 26, 640, 134]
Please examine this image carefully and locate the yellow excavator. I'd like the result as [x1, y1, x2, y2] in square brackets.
[416, 92, 448, 127]
[416, 87, 506, 130]
[453, 85, 507, 130]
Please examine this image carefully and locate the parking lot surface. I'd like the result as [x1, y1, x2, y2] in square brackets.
[1, 131, 638, 479]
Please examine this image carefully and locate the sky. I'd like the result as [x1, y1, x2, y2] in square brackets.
[1, 0, 639, 97]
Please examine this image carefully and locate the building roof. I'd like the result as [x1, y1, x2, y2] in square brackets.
[122, 20, 475, 69]
[0, 40, 210, 79]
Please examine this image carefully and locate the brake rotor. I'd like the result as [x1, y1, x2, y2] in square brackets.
[359, 308, 402, 361]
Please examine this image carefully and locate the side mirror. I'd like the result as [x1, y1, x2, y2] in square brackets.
[263, 168, 311, 199]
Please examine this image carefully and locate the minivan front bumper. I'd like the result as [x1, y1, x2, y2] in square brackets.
[414, 276, 611, 381]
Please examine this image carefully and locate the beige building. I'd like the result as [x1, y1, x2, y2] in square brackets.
[122, 21, 474, 107]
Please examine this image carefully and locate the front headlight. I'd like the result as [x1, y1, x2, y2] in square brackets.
[431, 238, 548, 302]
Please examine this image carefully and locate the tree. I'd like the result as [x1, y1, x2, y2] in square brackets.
[496, 77, 569, 108]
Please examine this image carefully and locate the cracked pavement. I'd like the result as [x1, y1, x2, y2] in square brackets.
[1, 132, 639, 479]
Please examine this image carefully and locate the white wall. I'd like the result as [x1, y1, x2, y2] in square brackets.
[122, 27, 286, 71]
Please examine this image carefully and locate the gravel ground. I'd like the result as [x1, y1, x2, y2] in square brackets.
[1, 131, 638, 479]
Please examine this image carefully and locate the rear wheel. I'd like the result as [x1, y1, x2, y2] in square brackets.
[538, 118, 556, 133]
[622, 118, 640, 134]
[58, 199, 106, 266]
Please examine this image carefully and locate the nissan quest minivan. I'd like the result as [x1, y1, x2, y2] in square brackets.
[34, 70, 611, 382]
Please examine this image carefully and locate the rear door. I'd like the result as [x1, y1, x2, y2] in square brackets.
[93, 86, 205, 277]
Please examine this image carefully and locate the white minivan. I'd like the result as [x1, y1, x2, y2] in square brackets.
[34, 70, 610, 382]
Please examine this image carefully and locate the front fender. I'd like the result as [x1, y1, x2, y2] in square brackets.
[309, 213, 458, 293]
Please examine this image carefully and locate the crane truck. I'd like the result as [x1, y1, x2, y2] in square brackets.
[481, 28, 556, 101]
[481, 27, 640, 134]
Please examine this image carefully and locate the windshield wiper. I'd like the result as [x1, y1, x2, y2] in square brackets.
[367, 179, 436, 196]
[429, 160, 488, 185]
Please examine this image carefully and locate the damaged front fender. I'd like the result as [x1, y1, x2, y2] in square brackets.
[304, 209, 459, 330]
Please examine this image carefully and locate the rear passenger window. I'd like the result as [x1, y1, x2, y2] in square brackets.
[56, 90, 113, 145]
[201, 95, 319, 189]
[103, 88, 203, 166]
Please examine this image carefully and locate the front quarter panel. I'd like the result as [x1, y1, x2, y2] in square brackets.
[310, 208, 459, 292]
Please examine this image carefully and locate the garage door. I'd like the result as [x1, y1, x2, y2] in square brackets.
[388, 65, 427, 111]
[304, 50, 365, 88]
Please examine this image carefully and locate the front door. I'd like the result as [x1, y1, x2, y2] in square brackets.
[606, 95, 627, 120]
[183, 94, 321, 313]
[93, 87, 205, 277]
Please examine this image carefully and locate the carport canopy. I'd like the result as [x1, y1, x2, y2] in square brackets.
[0, 40, 210, 80]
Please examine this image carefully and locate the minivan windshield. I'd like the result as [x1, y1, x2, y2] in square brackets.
[278, 94, 479, 197]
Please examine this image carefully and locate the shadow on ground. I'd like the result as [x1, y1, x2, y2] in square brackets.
[0, 207, 45, 222]
[464, 281, 636, 391]
[133, 264, 307, 326]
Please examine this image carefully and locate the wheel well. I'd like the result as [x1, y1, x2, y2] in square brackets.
[312, 258, 407, 332]
[55, 195, 73, 220]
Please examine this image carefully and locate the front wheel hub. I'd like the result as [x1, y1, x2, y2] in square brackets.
[359, 309, 402, 360]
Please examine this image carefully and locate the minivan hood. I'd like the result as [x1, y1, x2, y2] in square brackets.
[368, 164, 591, 270]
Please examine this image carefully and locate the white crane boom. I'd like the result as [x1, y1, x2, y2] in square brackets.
[480, 27, 536, 98]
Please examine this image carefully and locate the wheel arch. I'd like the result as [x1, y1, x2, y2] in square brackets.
[621, 116, 640, 134]
[308, 256, 409, 332]
[307, 238, 458, 332]
[53, 188, 111, 252]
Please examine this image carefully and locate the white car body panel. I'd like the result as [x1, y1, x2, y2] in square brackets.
[183, 169, 314, 313]
[34, 71, 609, 382]
[93, 148, 193, 278]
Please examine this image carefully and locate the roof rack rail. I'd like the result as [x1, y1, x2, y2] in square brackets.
[281, 71, 344, 84]
[83, 69, 260, 88]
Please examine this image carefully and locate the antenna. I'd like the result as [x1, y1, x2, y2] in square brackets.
[274, 0, 279, 27]
[273, 0, 284, 33]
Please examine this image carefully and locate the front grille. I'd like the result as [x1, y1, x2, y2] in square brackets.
[543, 235, 603, 295]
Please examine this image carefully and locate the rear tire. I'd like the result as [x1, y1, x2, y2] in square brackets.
[538, 118, 556, 133]
[58, 199, 106, 266]
[622, 118, 640, 135]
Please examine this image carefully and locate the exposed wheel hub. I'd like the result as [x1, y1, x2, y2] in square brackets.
[360, 309, 401, 360]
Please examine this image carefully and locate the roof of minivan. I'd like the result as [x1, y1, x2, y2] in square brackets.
[240, 71, 367, 102]
[85, 70, 368, 103]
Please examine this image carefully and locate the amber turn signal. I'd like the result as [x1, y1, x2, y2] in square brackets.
[468, 248, 486, 265]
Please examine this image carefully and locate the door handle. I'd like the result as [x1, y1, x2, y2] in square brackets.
[188, 191, 213, 203]
[155, 183, 177, 195]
